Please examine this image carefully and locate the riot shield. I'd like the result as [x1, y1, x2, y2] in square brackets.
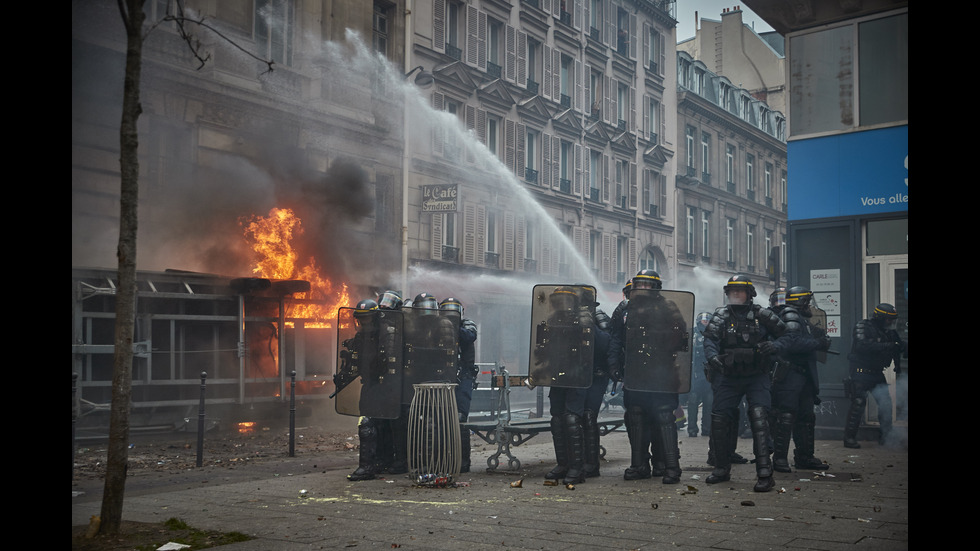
[623, 289, 695, 393]
[809, 305, 829, 364]
[333, 307, 404, 419]
[401, 308, 460, 405]
[528, 284, 596, 388]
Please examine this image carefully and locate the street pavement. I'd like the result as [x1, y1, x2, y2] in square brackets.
[72, 427, 908, 550]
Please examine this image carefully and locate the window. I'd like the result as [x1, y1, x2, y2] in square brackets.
[617, 81, 628, 126]
[373, 2, 391, 56]
[789, 11, 907, 135]
[647, 26, 661, 72]
[560, 140, 572, 184]
[765, 163, 773, 200]
[444, 212, 457, 247]
[589, 70, 602, 118]
[255, 0, 294, 66]
[765, 230, 773, 265]
[560, 54, 573, 104]
[615, 159, 628, 206]
[726, 145, 736, 185]
[527, 38, 539, 88]
[486, 211, 497, 253]
[525, 221, 535, 260]
[617, 235, 628, 277]
[686, 126, 695, 169]
[487, 116, 499, 157]
[701, 211, 710, 259]
[526, 130, 537, 171]
[686, 207, 696, 255]
[589, 150, 601, 198]
[701, 133, 711, 176]
[638, 249, 659, 272]
[590, 230, 600, 271]
[746, 154, 755, 195]
[746, 224, 755, 268]
[645, 96, 659, 142]
[488, 18, 502, 67]
[726, 219, 735, 263]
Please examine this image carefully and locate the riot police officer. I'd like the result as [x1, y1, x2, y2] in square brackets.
[539, 286, 597, 485]
[440, 297, 478, 473]
[843, 303, 906, 448]
[343, 297, 400, 481]
[703, 274, 788, 492]
[608, 270, 690, 484]
[769, 286, 831, 472]
[687, 312, 714, 437]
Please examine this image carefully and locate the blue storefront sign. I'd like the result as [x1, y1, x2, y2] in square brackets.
[787, 125, 908, 220]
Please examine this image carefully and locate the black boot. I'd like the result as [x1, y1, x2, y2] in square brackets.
[545, 415, 568, 480]
[582, 409, 601, 478]
[706, 413, 732, 484]
[387, 414, 409, 474]
[650, 420, 665, 477]
[655, 407, 682, 484]
[749, 405, 775, 492]
[624, 407, 652, 480]
[563, 413, 586, 484]
[771, 410, 794, 473]
[793, 418, 829, 470]
[459, 422, 472, 473]
[729, 407, 749, 463]
[843, 396, 865, 449]
[349, 418, 378, 481]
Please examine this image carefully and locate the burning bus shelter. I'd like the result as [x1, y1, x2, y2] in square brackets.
[71, 267, 342, 432]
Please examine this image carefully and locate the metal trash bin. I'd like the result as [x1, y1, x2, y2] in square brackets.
[407, 383, 461, 483]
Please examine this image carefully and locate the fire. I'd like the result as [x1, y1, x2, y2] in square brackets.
[241, 207, 351, 328]
[237, 421, 257, 434]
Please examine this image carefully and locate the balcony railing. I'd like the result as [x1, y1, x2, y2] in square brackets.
[560, 10, 571, 26]
[702, 171, 711, 184]
[590, 27, 600, 41]
[525, 167, 538, 185]
[487, 62, 502, 79]
[765, 196, 773, 208]
[687, 165, 696, 177]
[485, 252, 500, 269]
[560, 94, 571, 109]
[747, 189, 755, 201]
[589, 188, 600, 202]
[523, 258, 538, 273]
[559, 178, 571, 194]
[726, 181, 736, 193]
[648, 204, 658, 217]
[447, 44, 462, 61]
[526, 79, 539, 95]
[649, 131, 658, 144]
[619, 196, 627, 208]
[442, 245, 459, 263]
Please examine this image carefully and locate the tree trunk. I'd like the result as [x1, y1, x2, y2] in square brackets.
[99, 0, 144, 535]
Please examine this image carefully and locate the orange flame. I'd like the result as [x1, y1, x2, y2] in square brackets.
[241, 207, 351, 328]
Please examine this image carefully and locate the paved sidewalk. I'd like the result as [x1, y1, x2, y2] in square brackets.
[72, 430, 907, 550]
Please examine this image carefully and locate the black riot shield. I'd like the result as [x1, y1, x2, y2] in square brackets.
[401, 308, 460, 405]
[623, 289, 695, 393]
[809, 305, 829, 364]
[333, 307, 404, 419]
[528, 284, 596, 389]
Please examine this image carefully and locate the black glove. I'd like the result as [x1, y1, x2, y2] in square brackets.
[757, 341, 776, 355]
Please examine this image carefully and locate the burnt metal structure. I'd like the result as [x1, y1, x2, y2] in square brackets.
[71, 267, 337, 432]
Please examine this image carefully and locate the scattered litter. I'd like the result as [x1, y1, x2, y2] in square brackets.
[510, 479, 523, 488]
[299, 489, 308, 498]
[858, 518, 871, 523]
[873, 505, 882, 512]
[565, 484, 575, 490]
[651, 503, 659, 509]
[157, 543, 191, 550]
[777, 487, 786, 494]
[543, 480, 559, 486]
[756, 518, 774, 521]
[740, 500, 756, 506]
[679, 485, 698, 495]
[689, 474, 701, 480]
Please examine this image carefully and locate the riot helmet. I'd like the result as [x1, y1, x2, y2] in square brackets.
[872, 303, 899, 330]
[549, 286, 578, 312]
[594, 309, 611, 331]
[769, 286, 787, 308]
[785, 286, 813, 306]
[353, 298, 379, 330]
[413, 292, 439, 313]
[378, 289, 403, 310]
[622, 279, 633, 299]
[439, 297, 464, 314]
[724, 274, 756, 304]
[695, 311, 712, 334]
[632, 269, 663, 290]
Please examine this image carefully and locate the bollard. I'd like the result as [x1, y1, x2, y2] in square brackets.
[197, 372, 207, 467]
[289, 371, 296, 457]
[72, 372, 78, 482]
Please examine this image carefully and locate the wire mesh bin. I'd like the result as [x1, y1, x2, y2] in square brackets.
[407, 383, 461, 484]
